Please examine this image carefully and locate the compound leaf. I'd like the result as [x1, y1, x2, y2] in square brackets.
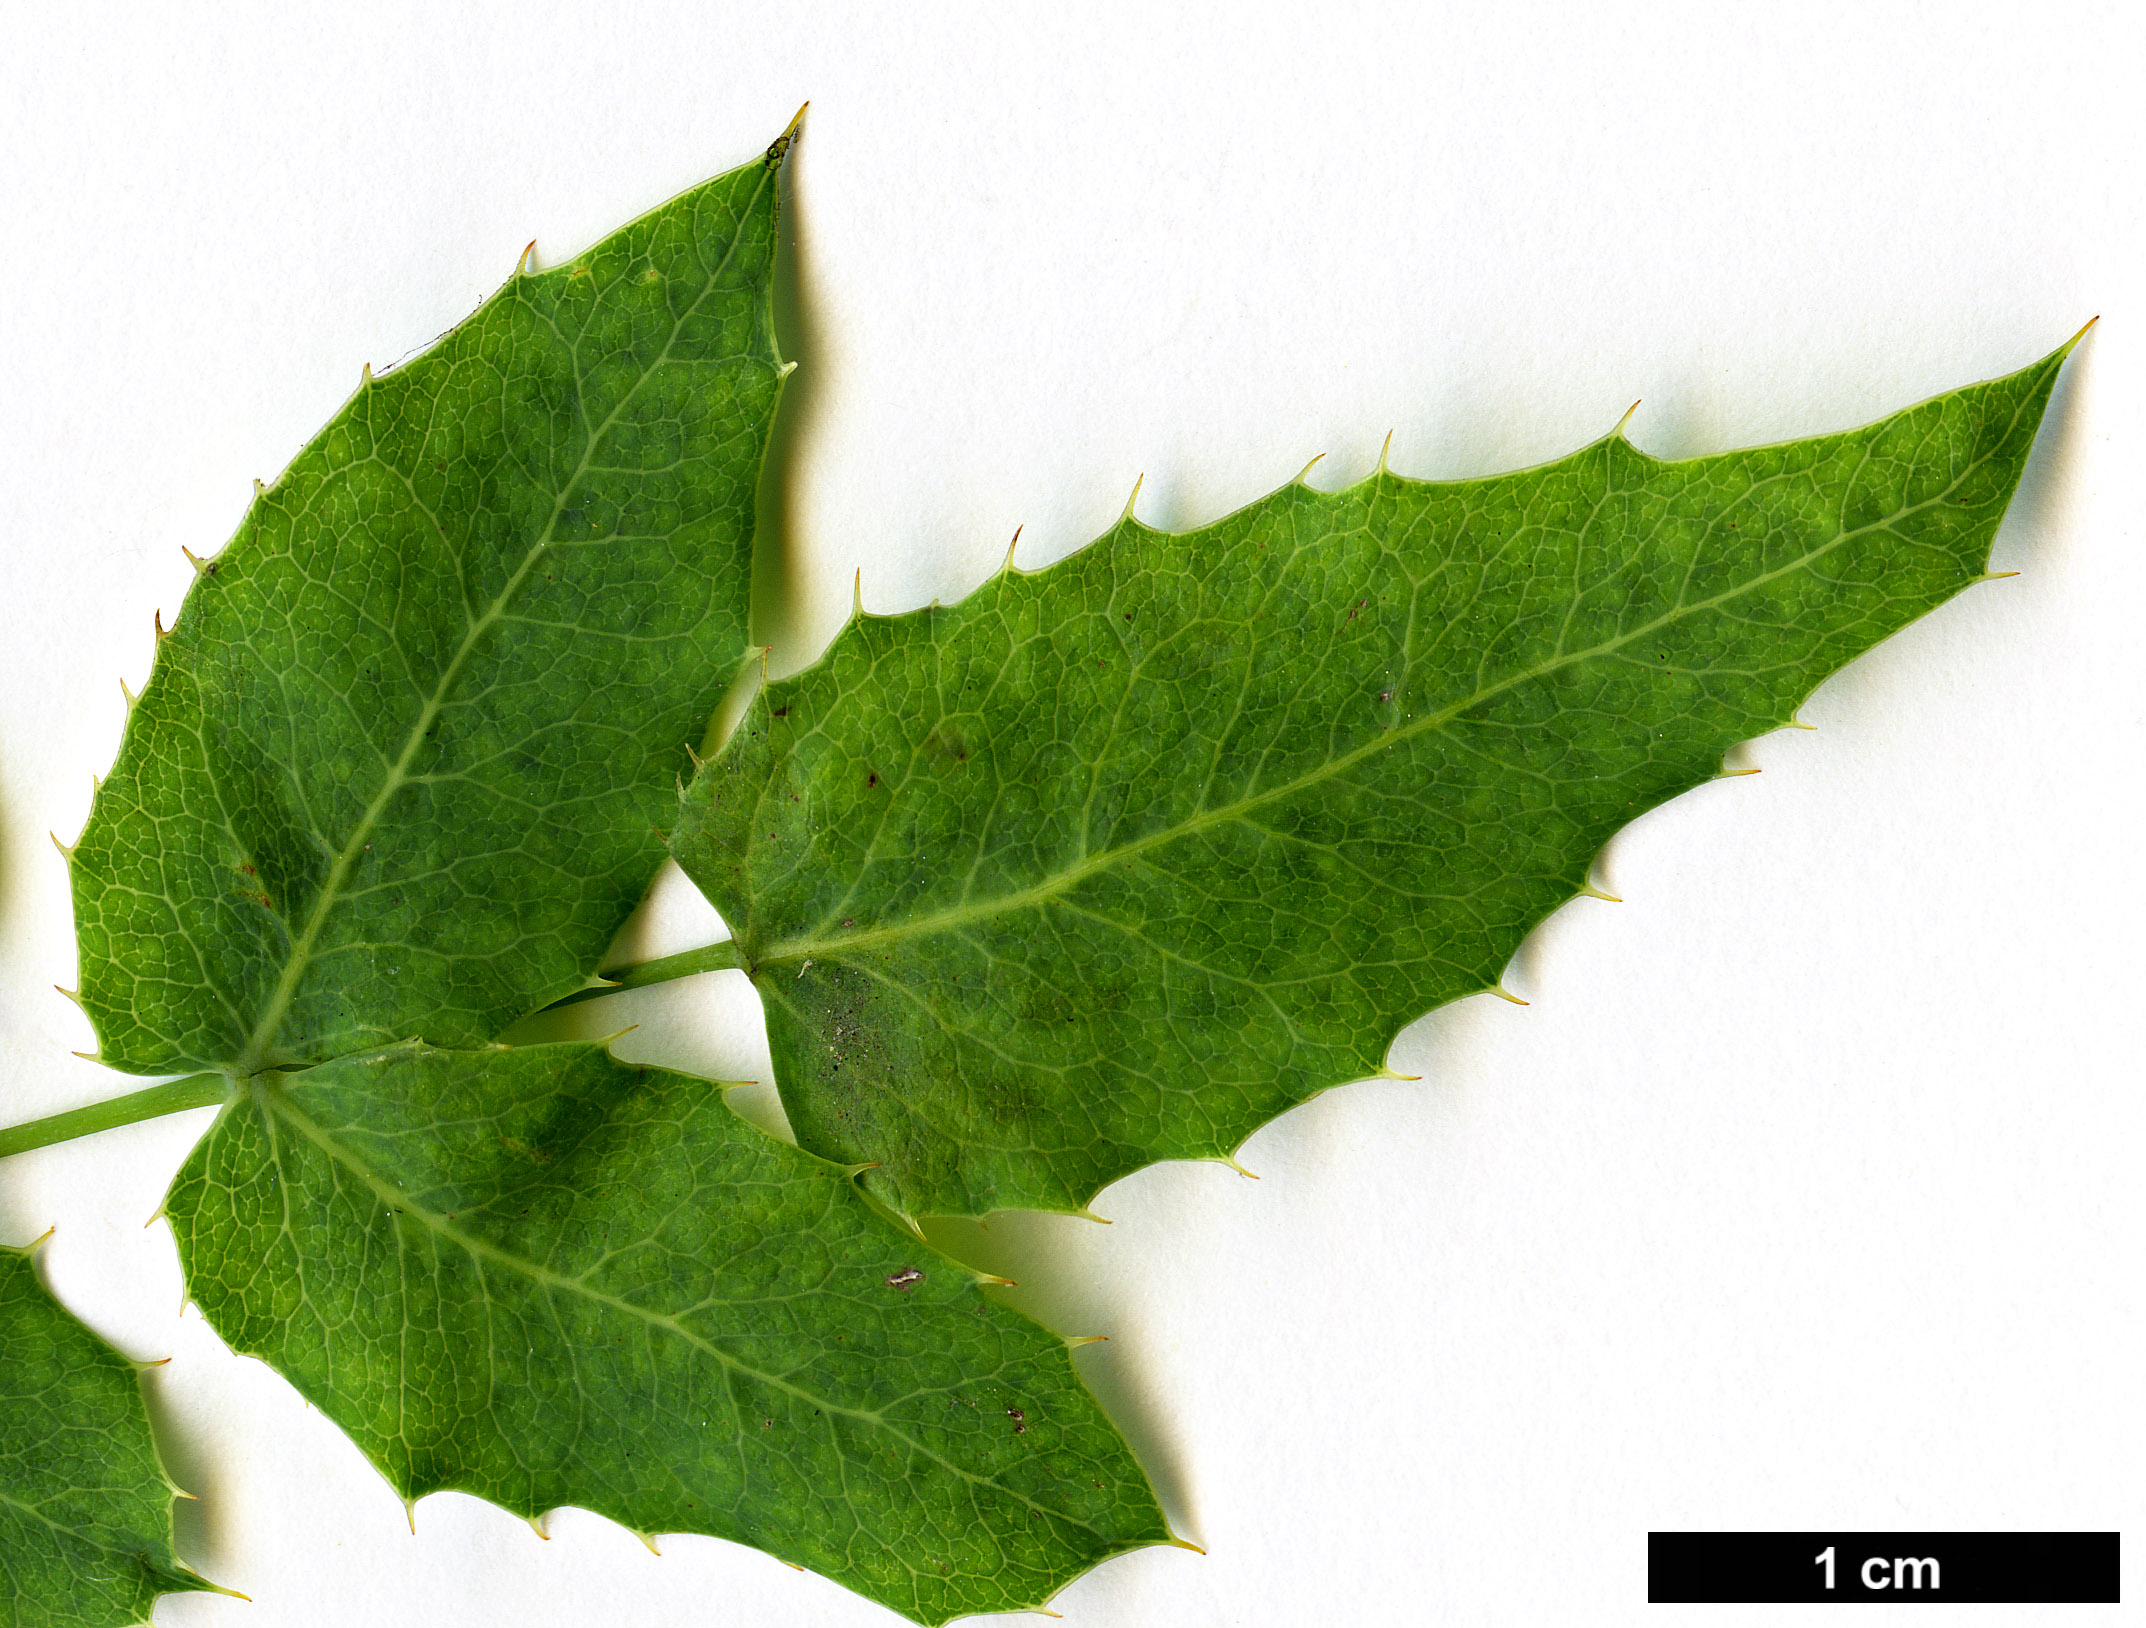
[673, 338, 2077, 1221]
[164, 1041, 1170, 1624]
[0, 1242, 218, 1626]
[68, 138, 792, 1078]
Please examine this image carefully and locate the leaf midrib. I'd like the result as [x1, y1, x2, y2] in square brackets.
[250, 1080, 1110, 1540]
[758, 434, 2012, 968]
[235, 169, 774, 1075]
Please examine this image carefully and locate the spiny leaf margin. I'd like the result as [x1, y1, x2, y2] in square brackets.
[163, 1039, 1173, 1625]
[0, 1240, 221, 1627]
[68, 133, 793, 1078]
[673, 335, 2079, 1221]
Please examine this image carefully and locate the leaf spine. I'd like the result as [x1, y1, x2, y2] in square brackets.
[1119, 472, 1145, 525]
[153, 609, 169, 642]
[1166, 1536, 1208, 1555]
[1001, 525, 1023, 575]
[1294, 451, 1326, 487]
[53, 984, 84, 1010]
[1217, 1155, 1259, 1179]
[1378, 430, 1395, 474]
[768, 100, 810, 168]
[1065, 1334, 1108, 1348]
[181, 546, 211, 576]
[1490, 983, 1529, 1006]
[515, 239, 538, 277]
[1577, 882, 1622, 902]
[252, 477, 266, 498]
[1613, 399, 1642, 439]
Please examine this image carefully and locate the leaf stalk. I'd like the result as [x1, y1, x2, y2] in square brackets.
[0, 1074, 230, 1159]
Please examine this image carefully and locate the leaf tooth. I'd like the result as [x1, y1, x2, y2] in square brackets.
[1118, 471, 1145, 525]
[1214, 1155, 1259, 1180]
[1166, 1535, 1208, 1555]
[359, 361, 373, 387]
[180, 545, 212, 577]
[635, 1531, 663, 1558]
[515, 239, 538, 277]
[252, 477, 266, 498]
[1000, 525, 1023, 577]
[1064, 1334, 1108, 1349]
[1489, 983, 1529, 1007]
[1613, 398, 1643, 440]
[49, 830, 77, 862]
[851, 567, 865, 623]
[53, 984, 85, 1011]
[153, 609, 169, 642]
[119, 677, 137, 711]
[1293, 451, 1326, 487]
[1712, 765, 1762, 781]
[1377, 429, 1395, 475]
[1576, 881, 1622, 903]
[527, 1515, 550, 1541]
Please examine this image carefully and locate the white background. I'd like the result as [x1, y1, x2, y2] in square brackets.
[0, 4, 2137, 1624]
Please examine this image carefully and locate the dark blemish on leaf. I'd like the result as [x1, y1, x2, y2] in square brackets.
[843, 918, 854, 927]
[1006, 1406, 1026, 1434]
[867, 772, 878, 787]
[772, 705, 789, 717]
[1378, 691, 1392, 703]
[240, 863, 256, 876]
[886, 1267, 923, 1291]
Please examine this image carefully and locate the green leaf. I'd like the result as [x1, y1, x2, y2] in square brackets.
[164, 1041, 1171, 1624]
[672, 337, 2078, 1221]
[0, 1242, 217, 1626]
[67, 139, 792, 1078]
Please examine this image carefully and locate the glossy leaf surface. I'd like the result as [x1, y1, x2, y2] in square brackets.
[674, 340, 2075, 1220]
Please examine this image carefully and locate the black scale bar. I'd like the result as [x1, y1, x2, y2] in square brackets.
[1649, 1532, 2119, 1604]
